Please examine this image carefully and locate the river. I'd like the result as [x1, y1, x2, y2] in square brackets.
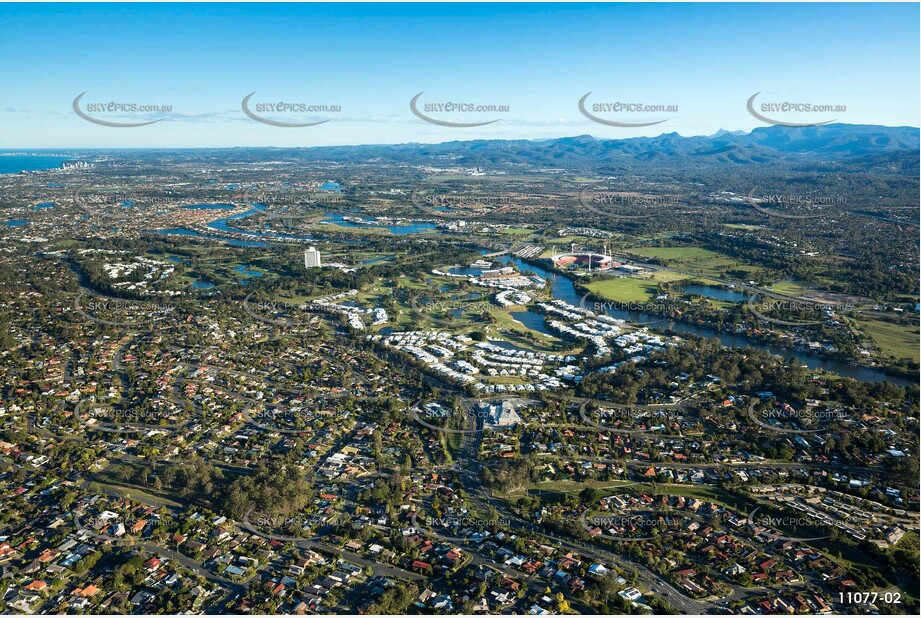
[495, 255, 912, 386]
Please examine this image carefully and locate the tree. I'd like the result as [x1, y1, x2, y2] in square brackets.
[579, 487, 602, 506]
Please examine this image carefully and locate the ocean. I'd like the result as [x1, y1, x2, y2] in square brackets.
[0, 153, 72, 174]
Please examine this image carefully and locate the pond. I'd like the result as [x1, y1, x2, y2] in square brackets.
[510, 310, 554, 337]
[233, 265, 263, 277]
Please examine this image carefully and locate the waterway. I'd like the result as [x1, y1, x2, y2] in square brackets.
[681, 283, 749, 303]
[495, 255, 910, 385]
[233, 265, 263, 277]
[154, 202, 439, 247]
[321, 213, 437, 235]
[148, 228, 273, 248]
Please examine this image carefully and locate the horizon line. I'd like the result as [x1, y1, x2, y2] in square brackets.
[2, 122, 919, 152]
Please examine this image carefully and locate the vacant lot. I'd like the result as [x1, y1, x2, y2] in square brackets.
[855, 316, 920, 362]
[623, 246, 760, 279]
[584, 270, 691, 303]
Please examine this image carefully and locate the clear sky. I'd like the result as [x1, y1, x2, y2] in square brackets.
[0, 2, 918, 148]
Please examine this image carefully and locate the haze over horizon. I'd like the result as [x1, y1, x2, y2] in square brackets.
[2, 123, 918, 155]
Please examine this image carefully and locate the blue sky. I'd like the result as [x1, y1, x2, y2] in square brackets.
[0, 2, 918, 148]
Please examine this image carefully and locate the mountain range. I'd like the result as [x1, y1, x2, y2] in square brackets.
[282, 123, 919, 170]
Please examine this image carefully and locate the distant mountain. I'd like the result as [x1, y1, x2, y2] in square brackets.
[292, 123, 918, 169]
[744, 124, 919, 156]
[710, 129, 747, 138]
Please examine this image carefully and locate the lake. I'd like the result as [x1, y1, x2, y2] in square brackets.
[511, 310, 554, 337]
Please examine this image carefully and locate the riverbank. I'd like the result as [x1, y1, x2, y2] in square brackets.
[497, 254, 916, 387]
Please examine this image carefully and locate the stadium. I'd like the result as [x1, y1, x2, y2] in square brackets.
[550, 249, 618, 271]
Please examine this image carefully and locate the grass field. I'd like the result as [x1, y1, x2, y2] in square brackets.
[501, 480, 754, 515]
[498, 227, 537, 237]
[583, 270, 691, 303]
[91, 474, 183, 508]
[854, 316, 920, 362]
[766, 280, 812, 296]
[623, 246, 760, 278]
[584, 277, 660, 303]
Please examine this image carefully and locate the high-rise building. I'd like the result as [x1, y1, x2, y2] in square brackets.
[304, 246, 322, 268]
